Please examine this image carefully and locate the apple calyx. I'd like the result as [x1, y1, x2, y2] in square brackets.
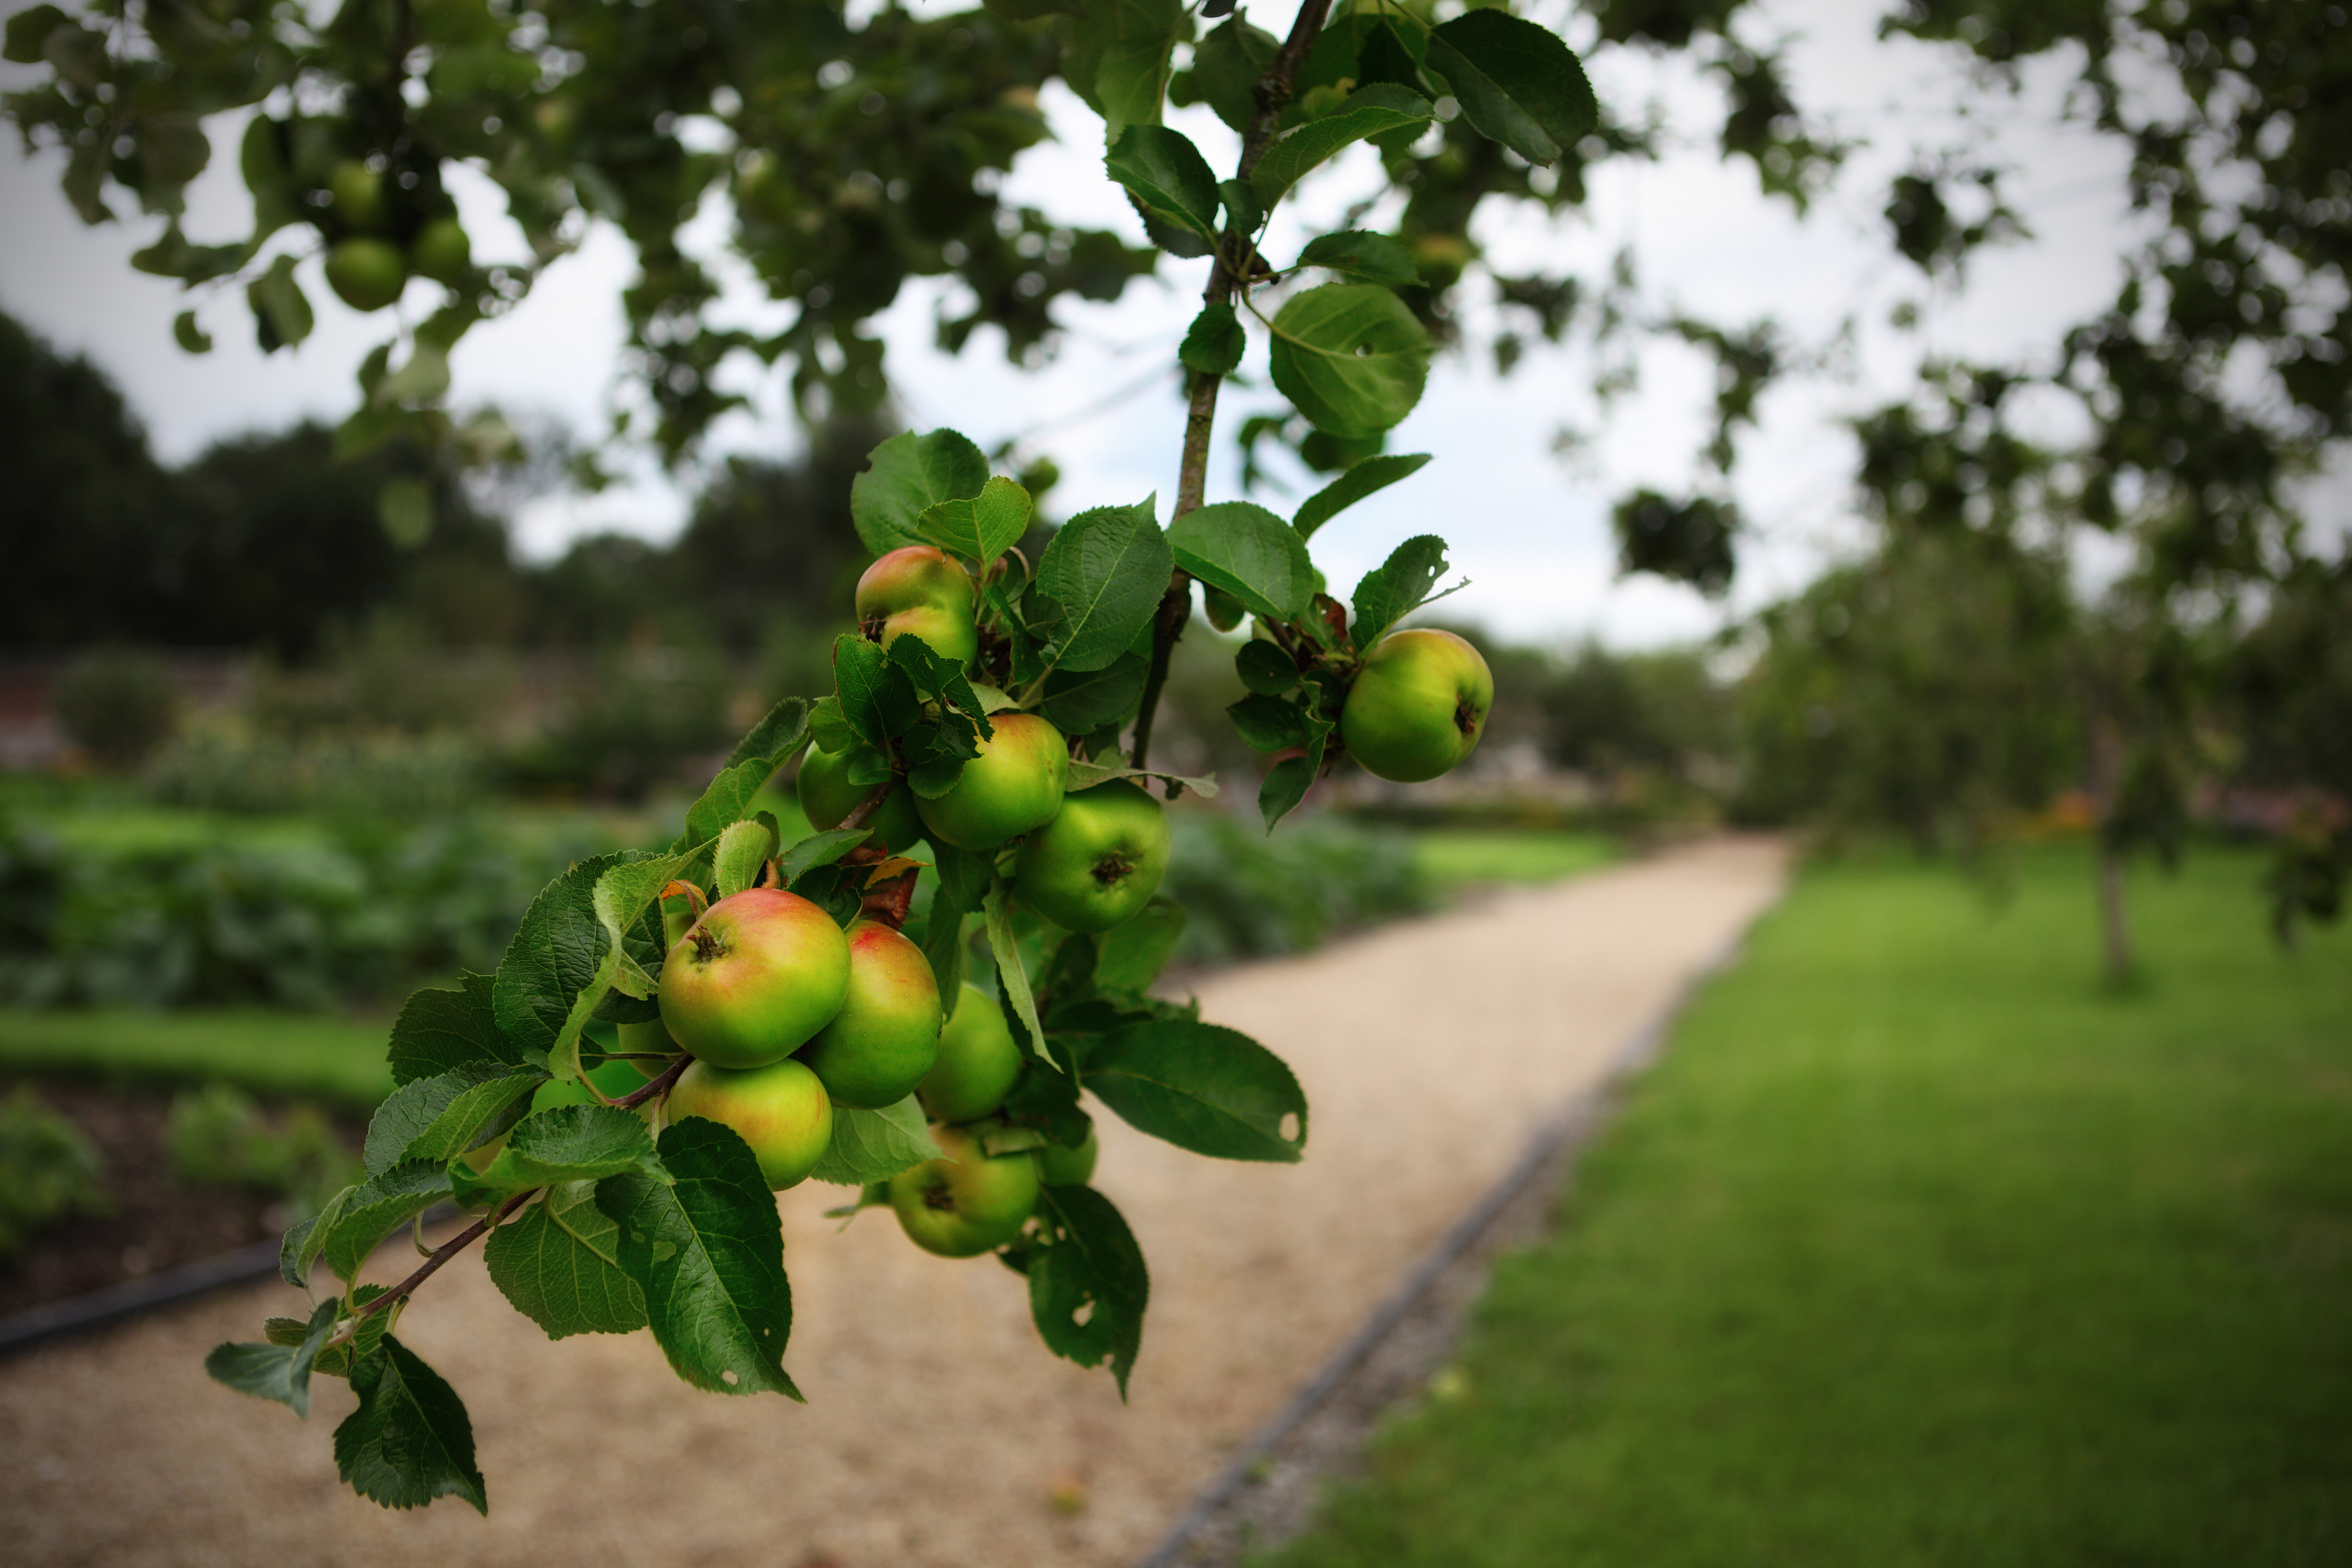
[1455, 699, 1480, 737]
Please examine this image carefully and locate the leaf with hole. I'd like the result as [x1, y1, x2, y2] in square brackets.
[1085, 1019, 1309, 1162]
[1269, 284, 1432, 439]
[333, 1337, 487, 1514]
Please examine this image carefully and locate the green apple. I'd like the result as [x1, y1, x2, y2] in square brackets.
[914, 712, 1069, 850]
[1036, 1125, 1099, 1187]
[796, 920, 943, 1108]
[410, 216, 471, 285]
[797, 740, 925, 853]
[918, 983, 1022, 1123]
[1340, 628, 1494, 783]
[665, 1057, 835, 1190]
[1013, 779, 1171, 934]
[325, 238, 407, 312]
[856, 544, 978, 665]
[616, 1017, 681, 1081]
[888, 1121, 1040, 1257]
[328, 159, 385, 230]
[658, 887, 851, 1070]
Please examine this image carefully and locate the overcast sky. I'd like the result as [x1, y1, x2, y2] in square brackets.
[0, 0, 2137, 647]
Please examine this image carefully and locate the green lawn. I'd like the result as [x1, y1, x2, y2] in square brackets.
[0, 1007, 395, 1107]
[1261, 846, 2352, 1568]
[1412, 829, 1618, 889]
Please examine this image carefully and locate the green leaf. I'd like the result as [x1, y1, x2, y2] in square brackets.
[1058, 0, 1185, 138]
[1218, 179, 1264, 237]
[493, 853, 630, 1063]
[3, 5, 68, 63]
[1234, 640, 1300, 696]
[722, 695, 813, 776]
[806, 1096, 941, 1186]
[483, 1179, 646, 1339]
[205, 1297, 340, 1418]
[247, 254, 313, 353]
[1190, 13, 1280, 132]
[387, 972, 524, 1086]
[173, 309, 213, 353]
[1294, 452, 1434, 539]
[918, 475, 1033, 567]
[1095, 896, 1186, 992]
[1258, 752, 1318, 828]
[363, 1063, 541, 1176]
[598, 1119, 801, 1398]
[886, 634, 997, 734]
[1105, 124, 1220, 238]
[807, 696, 857, 756]
[333, 1337, 488, 1514]
[1034, 498, 1173, 673]
[1296, 230, 1421, 289]
[1085, 1019, 1308, 1161]
[1027, 1185, 1150, 1397]
[677, 758, 776, 854]
[319, 1161, 455, 1282]
[1167, 501, 1314, 621]
[780, 826, 873, 887]
[280, 1206, 331, 1289]
[984, 884, 1047, 1055]
[833, 632, 917, 746]
[850, 429, 989, 557]
[1179, 302, 1247, 377]
[713, 818, 776, 900]
[1226, 693, 1312, 752]
[1043, 654, 1150, 734]
[920, 907, 969, 1016]
[1350, 534, 1459, 650]
[1269, 284, 1433, 438]
[1426, 10, 1598, 167]
[454, 1104, 668, 1204]
[932, 844, 993, 917]
[1249, 85, 1435, 211]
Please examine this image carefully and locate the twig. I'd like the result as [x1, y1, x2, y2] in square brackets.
[839, 780, 895, 831]
[615, 1051, 690, 1109]
[337, 1189, 535, 1339]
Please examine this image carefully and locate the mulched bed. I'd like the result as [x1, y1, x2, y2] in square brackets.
[0, 1078, 365, 1320]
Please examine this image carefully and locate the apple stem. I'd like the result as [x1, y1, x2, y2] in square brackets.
[840, 780, 894, 832]
[614, 1052, 691, 1110]
[330, 1187, 537, 1345]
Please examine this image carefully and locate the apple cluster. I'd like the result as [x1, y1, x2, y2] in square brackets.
[315, 159, 472, 315]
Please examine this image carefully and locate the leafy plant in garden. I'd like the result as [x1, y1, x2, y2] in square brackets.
[189, 2, 1594, 1511]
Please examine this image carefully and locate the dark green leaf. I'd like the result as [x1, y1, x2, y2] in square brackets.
[807, 696, 857, 756]
[1234, 640, 1300, 695]
[985, 884, 1046, 1052]
[320, 1161, 455, 1282]
[1226, 693, 1311, 752]
[1059, 0, 1185, 137]
[886, 634, 996, 734]
[247, 254, 313, 353]
[806, 1096, 941, 1186]
[921, 906, 969, 1010]
[1168, 501, 1313, 621]
[850, 429, 988, 557]
[1190, 13, 1280, 132]
[1350, 533, 1457, 650]
[1218, 179, 1264, 237]
[1096, 897, 1187, 992]
[364, 1063, 539, 1176]
[1104, 124, 1220, 238]
[280, 1207, 329, 1289]
[1043, 654, 1150, 733]
[932, 844, 993, 916]
[1249, 85, 1434, 211]
[493, 853, 631, 1062]
[1179, 302, 1246, 377]
[919, 474, 1032, 566]
[677, 757, 774, 852]
[1258, 752, 1318, 829]
[1426, 10, 1597, 167]
[173, 309, 213, 353]
[722, 695, 813, 775]
[387, 972, 524, 1086]
[1086, 1019, 1308, 1161]
[597, 1119, 801, 1398]
[453, 1104, 668, 1203]
[1269, 284, 1432, 438]
[205, 1297, 339, 1417]
[832, 632, 900, 748]
[1028, 1185, 1150, 1397]
[1034, 498, 1174, 672]
[333, 1337, 487, 1514]
[781, 826, 872, 885]
[2, 5, 67, 63]
[1296, 229, 1421, 288]
[483, 1179, 646, 1339]
[1294, 452, 1434, 539]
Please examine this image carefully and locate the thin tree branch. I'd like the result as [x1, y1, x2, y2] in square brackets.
[839, 779, 895, 831]
[339, 1188, 535, 1338]
[614, 1051, 690, 1109]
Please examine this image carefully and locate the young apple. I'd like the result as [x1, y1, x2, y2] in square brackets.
[796, 921, 943, 1109]
[888, 1121, 1040, 1257]
[914, 712, 1069, 850]
[1340, 628, 1494, 782]
[856, 545, 978, 666]
[324, 238, 407, 312]
[665, 1057, 835, 1190]
[797, 740, 926, 853]
[917, 983, 1023, 1124]
[658, 888, 851, 1070]
[1013, 779, 1171, 933]
[1036, 1125, 1099, 1187]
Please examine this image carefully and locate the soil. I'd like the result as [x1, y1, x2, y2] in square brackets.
[0, 836, 1788, 1568]
[0, 1080, 364, 1320]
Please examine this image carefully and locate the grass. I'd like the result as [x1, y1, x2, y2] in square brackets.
[1258, 845, 2352, 1568]
[1411, 829, 1618, 890]
[0, 1007, 395, 1108]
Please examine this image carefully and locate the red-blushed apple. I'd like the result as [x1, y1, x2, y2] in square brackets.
[1340, 628, 1494, 783]
[658, 888, 851, 1070]
[917, 983, 1023, 1123]
[1013, 779, 1171, 933]
[797, 740, 925, 853]
[1036, 1125, 1099, 1187]
[856, 545, 978, 665]
[888, 1121, 1040, 1257]
[796, 920, 943, 1108]
[913, 712, 1069, 850]
[665, 1057, 835, 1190]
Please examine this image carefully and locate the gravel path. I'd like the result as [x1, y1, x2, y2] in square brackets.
[0, 836, 1787, 1568]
